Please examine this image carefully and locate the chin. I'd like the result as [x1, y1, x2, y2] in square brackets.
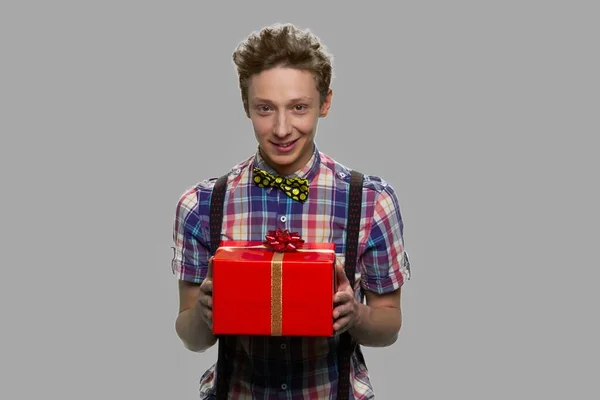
[260, 138, 312, 171]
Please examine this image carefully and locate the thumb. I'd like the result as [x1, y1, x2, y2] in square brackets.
[206, 256, 214, 279]
[335, 258, 349, 290]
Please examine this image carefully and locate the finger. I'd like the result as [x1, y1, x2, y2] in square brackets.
[206, 256, 214, 279]
[333, 290, 352, 305]
[203, 309, 213, 327]
[198, 293, 213, 310]
[333, 303, 352, 319]
[200, 279, 213, 294]
[335, 260, 349, 290]
[333, 316, 352, 333]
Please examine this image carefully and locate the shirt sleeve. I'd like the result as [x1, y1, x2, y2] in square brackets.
[171, 186, 211, 284]
[359, 183, 411, 294]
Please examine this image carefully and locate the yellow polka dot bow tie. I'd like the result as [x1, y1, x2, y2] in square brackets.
[253, 167, 309, 203]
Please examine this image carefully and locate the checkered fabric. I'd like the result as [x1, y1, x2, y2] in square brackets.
[172, 145, 410, 399]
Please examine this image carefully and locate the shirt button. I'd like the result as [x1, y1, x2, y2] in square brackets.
[281, 383, 288, 390]
[280, 343, 286, 350]
[280, 216, 287, 223]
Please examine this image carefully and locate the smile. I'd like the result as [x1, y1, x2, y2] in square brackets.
[271, 139, 299, 152]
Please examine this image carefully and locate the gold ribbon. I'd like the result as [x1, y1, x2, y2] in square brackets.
[271, 252, 284, 336]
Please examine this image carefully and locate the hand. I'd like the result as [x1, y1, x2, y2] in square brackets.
[197, 257, 214, 329]
[332, 258, 359, 335]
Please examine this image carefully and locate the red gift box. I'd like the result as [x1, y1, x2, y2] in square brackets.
[212, 239, 336, 337]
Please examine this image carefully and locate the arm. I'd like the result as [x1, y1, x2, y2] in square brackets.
[171, 185, 216, 352]
[175, 280, 217, 352]
[348, 288, 402, 347]
[334, 182, 410, 347]
[332, 260, 403, 347]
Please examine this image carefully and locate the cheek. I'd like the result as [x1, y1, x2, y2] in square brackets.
[251, 118, 272, 137]
[292, 116, 318, 135]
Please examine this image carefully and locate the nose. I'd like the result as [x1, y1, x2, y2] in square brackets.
[273, 111, 292, 138]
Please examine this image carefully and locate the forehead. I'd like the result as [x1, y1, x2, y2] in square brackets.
[248, 67, 318, 102]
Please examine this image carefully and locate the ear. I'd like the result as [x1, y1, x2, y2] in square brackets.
[319, 89, 333, 117]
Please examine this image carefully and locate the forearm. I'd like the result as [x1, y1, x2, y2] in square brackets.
[175, 305, 217, 352]
[348, 303, 402, 347]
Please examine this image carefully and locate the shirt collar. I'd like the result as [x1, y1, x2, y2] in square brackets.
[252, 143, 321, 183]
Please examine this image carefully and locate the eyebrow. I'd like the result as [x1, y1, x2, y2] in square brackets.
[252, 97, 313, 104]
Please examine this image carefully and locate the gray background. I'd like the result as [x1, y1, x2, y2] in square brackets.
[1, 1, 598, 399]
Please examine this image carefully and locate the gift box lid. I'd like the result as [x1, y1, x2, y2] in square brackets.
[214, 240, 336, 263]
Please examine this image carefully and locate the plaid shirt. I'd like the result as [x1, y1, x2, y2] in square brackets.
[172, 145, 410, 399]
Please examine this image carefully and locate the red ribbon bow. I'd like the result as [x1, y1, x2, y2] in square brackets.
[264, 228, 305, 252]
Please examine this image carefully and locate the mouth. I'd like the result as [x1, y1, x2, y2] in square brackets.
[271, 139, 299, 152]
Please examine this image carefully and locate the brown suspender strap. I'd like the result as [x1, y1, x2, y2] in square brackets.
[210, 174, 234, 400]
[210, 174, 228, 254]
[337, 169, 364, 400]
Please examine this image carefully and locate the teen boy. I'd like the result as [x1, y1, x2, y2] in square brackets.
[172, 23, 411, 399]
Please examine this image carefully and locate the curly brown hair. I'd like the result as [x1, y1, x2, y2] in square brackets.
[232, 23, 334, 116]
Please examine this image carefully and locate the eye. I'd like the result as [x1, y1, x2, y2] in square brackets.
[256, 105, 272, 114]
[294, 104, 308, 112]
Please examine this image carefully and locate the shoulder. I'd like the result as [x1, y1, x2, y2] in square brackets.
[318, 151, 400, 198]
[174, 155, 254, 218]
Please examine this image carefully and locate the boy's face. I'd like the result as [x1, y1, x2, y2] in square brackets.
[247, 66, 332, 176]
